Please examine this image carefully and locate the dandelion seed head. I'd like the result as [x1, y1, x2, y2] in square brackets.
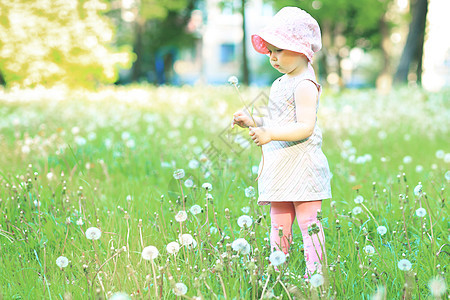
[175, 210, 188, 222]
[244, 186, 256, 198]
[56, 256, 69, 268]
[166, 242, 180, 254]
[310, 274, 324, 287]
[173, 282, 188, 296]
[403, 156, 412, 164]
[415, 207, 427, 217]
[141, 246, 159, 260]
[188, 159, 199, 169]
[227, 76, 238, 85]
[237, 215, 253, 228]
[269, 250, 286, 266]
[377, 226, 387, 235]
[85, 227, 102, 240]
[363, 245, 375, 256]
[354, 195, 364, 204]
[179, 233, 194, 246]
[413, 183, 422, 196]
[352, 206, 362, 215]
[173, 169, 185, 180]
[435, 150, 445, 159]
[202, 182, 212, 190]
[231, 238, 250, 254]
[428, 275, 447, 297]
[241, 206, 250, 214]
[109, 292, 131, 300]
[445, 170, 450, 181]
[398, 259, 412, 271]
[189, 205, 202, 215]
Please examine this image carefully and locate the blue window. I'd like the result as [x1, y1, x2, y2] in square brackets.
[220, 44, 235, 64]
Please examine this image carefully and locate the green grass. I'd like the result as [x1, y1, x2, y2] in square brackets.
[0, 85, 448, 299]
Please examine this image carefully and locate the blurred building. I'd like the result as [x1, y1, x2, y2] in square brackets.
[175, 0, 274, 85]
[422, 0, 450, 91]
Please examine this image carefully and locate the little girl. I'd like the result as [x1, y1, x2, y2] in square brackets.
[231, 7, 332, 277]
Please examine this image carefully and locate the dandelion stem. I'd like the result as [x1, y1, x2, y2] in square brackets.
[33, 249, 52, 300]
[217, 273, 227, 299]
[231, 82, 264, 181]
[277, 279, 293, 300]
[61, 224, 69, 255]
[260, 274, 271, 300]
[360, 203, 379, 227]
[151, 260, 158, 299]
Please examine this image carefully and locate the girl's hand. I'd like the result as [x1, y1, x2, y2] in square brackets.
[249, 127, 271, 146]
[231, 110, 255, 129]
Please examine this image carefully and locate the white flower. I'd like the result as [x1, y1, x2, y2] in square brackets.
[188, 159, 199, 169]
[241, 206, 250, 214]
[76, 218, 84, 226]
[413, 183, 422, 196]
[415, 165, 423, 173]
[179, 233, 194, 246]
[85, 227, 102, 240]
[377, 226, 387, 235]
[269, 250, 286, 266]
[363, 245, 375, 256]
[109, 292, 131, 300]
[445, 153, 450, 163]
[310, 274, 325, 287]
[252, 165, 259, 174]
[354, 195, 364, 204]
[435, 150, 445, 159]
[445, 170, 450, 181]
[227, 75, 238, 85]
[173, 169, 185, 180]
[173, 282, 188, 296]
[184, 178, 194, 188]
[187, 239, 198, 249]
[202, 182, 212, 190]
[142, 246, 159, 260]
[56, 256, 69, 268]
[210, 227, 218, 234]
[175, 211, 188, 222]
[231, 238, 251, 254]
[415, 207, 427, 217]
[166, 242, 180, 254]
[428, 275, 447, 297]
[244, 186, 256, 198]
[403, 156, 412, 164]
[397, 259, 412, 271]
[237, 215, 253, 228]
[352, 206, 362, 215]
[189, 205, 202, 215]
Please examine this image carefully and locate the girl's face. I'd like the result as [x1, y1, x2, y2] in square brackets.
[265, 42, 308, 76]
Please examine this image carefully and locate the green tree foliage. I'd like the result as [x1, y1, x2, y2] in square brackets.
[269, 0, 392, 85]
[0, 0, 132, 88]
[108, 0, 197, 83]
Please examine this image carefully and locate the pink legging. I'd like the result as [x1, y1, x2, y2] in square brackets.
[270, 200, 325, 275]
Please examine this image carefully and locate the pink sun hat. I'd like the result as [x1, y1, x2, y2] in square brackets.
[251, 7, 322, 62]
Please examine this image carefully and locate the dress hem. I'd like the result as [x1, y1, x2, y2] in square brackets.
[257, 192, 332, 206]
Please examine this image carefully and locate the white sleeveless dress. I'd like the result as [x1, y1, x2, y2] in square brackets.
[257, 65, 332, 205]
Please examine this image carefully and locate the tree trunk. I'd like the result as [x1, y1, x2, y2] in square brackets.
[131, 19, 145, 82]
[240, 0, 249, 85]
[394, 0, 428, 84]
[376, 14, 393, 92]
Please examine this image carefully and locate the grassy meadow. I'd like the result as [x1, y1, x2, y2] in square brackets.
[0, 84, 448, 299]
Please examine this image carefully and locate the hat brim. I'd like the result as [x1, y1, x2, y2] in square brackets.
[251, 33, 314, 61]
